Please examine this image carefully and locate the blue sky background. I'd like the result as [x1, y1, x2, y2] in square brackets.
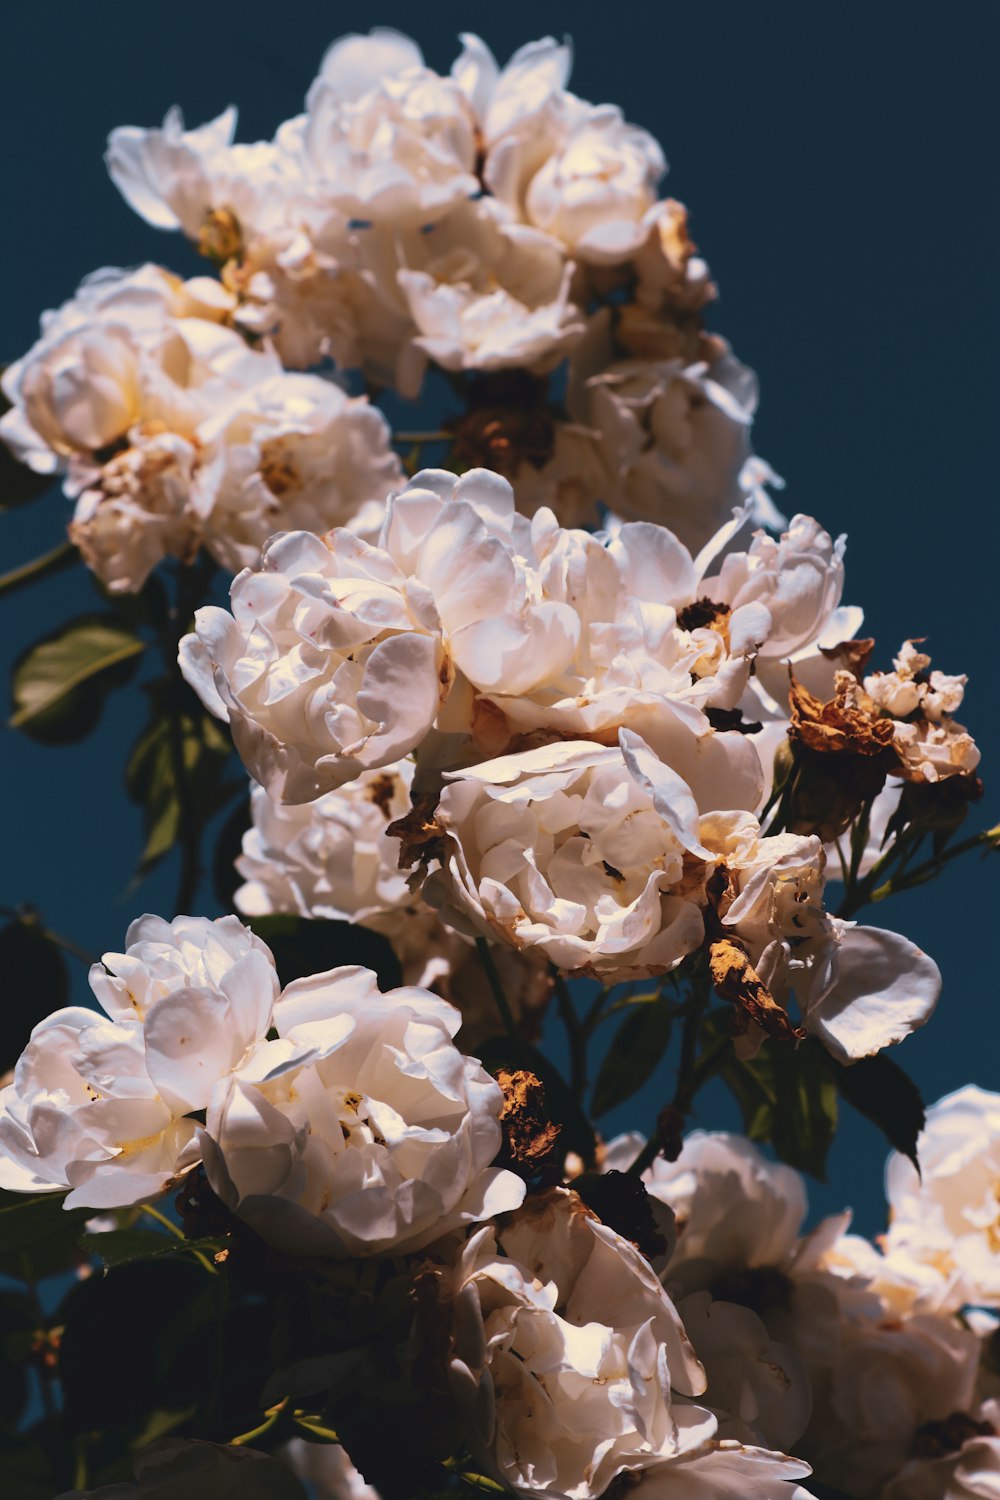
[1, 1, 997, 1237]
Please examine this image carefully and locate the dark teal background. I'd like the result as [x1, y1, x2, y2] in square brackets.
[1, 2, 997, 1235]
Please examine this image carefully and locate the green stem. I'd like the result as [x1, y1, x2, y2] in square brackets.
[230, 1397, 290, 1446]
[627, 963, 720, 1177]
[41, 925, 99, 968]
[867, 826, 999, 905]
[475, 936, 521, 1053]
[0, 538, 77, 599]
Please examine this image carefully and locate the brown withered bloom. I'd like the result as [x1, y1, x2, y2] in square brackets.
[496, 1069, 562, 1167]
[708, 938, 805, 1044]
[784, 661, 899, 841]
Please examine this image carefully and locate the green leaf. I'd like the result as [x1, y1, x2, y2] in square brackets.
[80, 1227, 228, 1272]
[720, 1034, 839, 1181]
[822, 1049, 925, 1170]
[125, 688, 239, 880]
[0, 918, 70, 1071]
[10, 613, 144, 743]
[591, 994, 673, 1118]
[246, 915, 403, 991]
[0, 1190, 91, 1281]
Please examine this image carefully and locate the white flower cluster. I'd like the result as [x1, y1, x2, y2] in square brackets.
[0, 264, 401, 592]
[607, 1088, 1000, 1500]
[0, 909, 817, 1498]
[234, 767, 552, 1049]
[0, 914, 524, 1250]
[185, 468, 939, 1063]
[100, 28, 776, 544]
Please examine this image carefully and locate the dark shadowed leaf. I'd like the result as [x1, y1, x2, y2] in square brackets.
[80, 1227, 229, 1272]
[719, 1033, 839, 1181]
[125, 686, 241, 880]
[591, 995, 673, 1118]
[0, 1190, 91, 1281]
[245, 914, 403, 991]
[10, 613, 144, 743]
[822, 1049, 925, 1170]
[0, 918, 70, 1071]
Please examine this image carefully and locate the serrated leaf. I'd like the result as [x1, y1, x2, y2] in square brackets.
[0, 919, 70, 1071]
[79, 1227, 229, 1272]
[591, 995, 673, 1118]
[246, 915, 403, 991]
[822, 1049, 925, 1170]
[10, 613, 144, 743]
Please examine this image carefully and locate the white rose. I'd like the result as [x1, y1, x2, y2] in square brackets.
[883, 1086, 1000, 1310]
[4, 266, 388, 591]
[235, 766, 415, 923]
[0, 915, 278, 1209]
[107, 105, 306, 246]
[522, 105, 666, 263]
[303, 55, 478, 229]
[803, 1312, 980, 1499]
[234, 770, 551, 1048]
[178, 526, 445, 802]
[201, 965, 525, 1256]
[180, 468, 584, 799]
[448, 1187, 710, 1498]
[713, 820, 941, 1062]
[629, 1441, 815, 1500]
[197, 371, 402, 573]
[705, 514, 846, 664]
[106, 107, 239, 236]
[394, 197, 584, 379]
[881, 1400, 1000, 1500]
[569, 315, 779, 554]
[452, 33, 573, 150]
[422, 734, 713, 979]
[604, 1130, 809, 1278]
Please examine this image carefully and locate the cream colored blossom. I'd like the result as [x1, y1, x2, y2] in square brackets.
[883, 1086, 1000, 1311]
[202, 966, 525, 1256]
[448, 1188, 709, 1498]
[234, 770, 550, 1048]
[567, 313, 781, 553]
[1, 265, 398, 590]
[393, 198, 584, 380]
[0, 915, 278, 1209]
